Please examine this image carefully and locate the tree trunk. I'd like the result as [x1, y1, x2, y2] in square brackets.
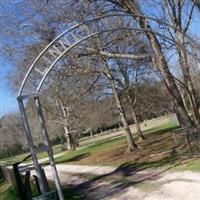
[127, 94, 145, 141]
[176, 31, 200, 125]
[90, 129, 94, 138]
[117, 0, 194, 127]
[63, 125, 72, 150]
[105, 68, 137, 151]
[180, 86, 189, 113]
[61, 105, 76, 150]
[99, 127, 103, 135]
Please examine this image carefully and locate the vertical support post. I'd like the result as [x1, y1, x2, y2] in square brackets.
[34, 96, 64, 200]
[17, 98, 47, 193]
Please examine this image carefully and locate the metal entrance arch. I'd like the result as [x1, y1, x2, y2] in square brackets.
[17, 14, 190, 200]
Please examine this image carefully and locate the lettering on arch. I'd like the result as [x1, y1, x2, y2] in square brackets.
[34, 24, 93, 76]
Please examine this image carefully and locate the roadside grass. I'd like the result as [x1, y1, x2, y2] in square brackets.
[0, 172, 83, 200]
[174, 158, 200, 171]
[0, 182, 84, 200]
[1, 118, 178, 166]
[0, 179, 84, 200]
[1, 144, 62, 166]
[1, 153, 29, 166]
[0, 179, 20, 200]
[0, 114, 176, 165]
[4, 120, 198, 172]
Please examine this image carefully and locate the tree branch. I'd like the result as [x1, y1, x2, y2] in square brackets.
[184, 0, 196, 33]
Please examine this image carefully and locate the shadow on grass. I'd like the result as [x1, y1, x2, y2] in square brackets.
[144, 125, 179, 137]
[83, 136, 126, 149]
[0, 177, 5, 185]
[55, 153, 90, 164]
[0, 168, 4, 184]
[53, 137, 126, 164]
[0, 180, 20, 200]
[62, 187, 85, 200]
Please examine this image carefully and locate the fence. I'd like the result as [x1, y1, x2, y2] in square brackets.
[172, 126, 200, 158]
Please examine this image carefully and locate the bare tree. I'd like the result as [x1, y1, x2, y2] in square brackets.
[0, 114, 27, 156]
[86, 0, 194, 127]
[103, 60, 138, 151]
[162, 0, 200, 124]
[112, 51, 152, 141]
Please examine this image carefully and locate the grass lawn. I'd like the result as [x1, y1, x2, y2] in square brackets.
[1, 117, 178, 166]
[3, 117, 200, 172]
[2, 120, 200, 200]
[0, 169, 83, 200]
[1, 144, 63, 166]
[173, 158, 200, 171]
[0, 178, 83, 200]
[54, 121, 180, 168]
[0, 178, 20, 200]
[0, 168, 84, 200]
[3, 120, 200, 172]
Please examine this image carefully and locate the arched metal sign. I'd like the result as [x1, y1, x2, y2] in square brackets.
[18, 13, 184, 97]
[17, 14, 194, 200]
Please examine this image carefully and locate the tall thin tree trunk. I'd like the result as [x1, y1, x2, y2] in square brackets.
[99, 127, 103, 135]
[127, 94, 145, 141]
[180, 86, 189, 113]
[117, 0, 194, 127]
[90, 129, 94, 138]
[176, 31, 200, 125]
[105, 68, 137, 152]
[61, 105, 76, 150]
[63, 125, 71, 150]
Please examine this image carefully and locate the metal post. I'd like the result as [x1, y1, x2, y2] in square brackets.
[17, 98, 47, 193]
[34, 96, 64, 200]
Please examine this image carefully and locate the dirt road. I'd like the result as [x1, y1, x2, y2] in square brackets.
[27, 164, 200, 200]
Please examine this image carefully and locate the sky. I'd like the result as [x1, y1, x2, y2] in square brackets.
[0, 0, 27, 117]
[0, 0, 200, 117]
[0, 59, 18, 117]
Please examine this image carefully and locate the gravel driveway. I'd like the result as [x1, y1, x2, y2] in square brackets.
[27, 164, 200, 200]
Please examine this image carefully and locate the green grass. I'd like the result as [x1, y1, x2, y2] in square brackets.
[0, 173, 82, 200]
[54, 121, 178, 166]
[1, 144, 62, 166]
[0, 180, 20, 200]
[1, 153, 29, 166]
[0, 179, 83, 200]
[174, 158, 200, 171]
[1, 120, 179, 168]
[142, 122, 178, 135]
[55, 135, 126, 164]
[1, 115, 178, 166]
